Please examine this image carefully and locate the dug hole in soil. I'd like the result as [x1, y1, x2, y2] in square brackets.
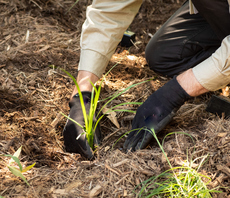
[0, 0, 230, 197]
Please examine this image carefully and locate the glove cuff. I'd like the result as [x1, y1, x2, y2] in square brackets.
[73, 91, 92, 99]
[155, 76, 191, 111]
[69, 91, 92, 108]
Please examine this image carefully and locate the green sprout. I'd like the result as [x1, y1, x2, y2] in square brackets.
[1, 146, 36, 186]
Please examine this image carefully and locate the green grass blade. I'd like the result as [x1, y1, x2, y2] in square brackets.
[112, 128, 144, 150]
[65, 0, 80, 14]
[60, 112, 84, 130]
[87, 89, 95, 147]
[87, 82, 101, 148]
[147, 128, 173, 170]
[93, 114, 105, 135]
[101, 101, 143, 118]
[4, 155, 23, 172]
[22, 162, 36, 173]
[76, 132, 86, 140]
[60, 68, 89, 131]
[94, 60, 122, 104]
[162, 131, 195, 148]
[97, 79, 152, 117]
[8, 166, 29, 186]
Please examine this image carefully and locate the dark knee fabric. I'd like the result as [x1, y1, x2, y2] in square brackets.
[145, 0, 230, 77]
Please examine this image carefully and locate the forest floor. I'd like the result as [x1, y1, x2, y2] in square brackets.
[1, 0, 230, 197]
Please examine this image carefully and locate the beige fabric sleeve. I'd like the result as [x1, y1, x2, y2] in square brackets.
[78, 0, 143, 78]
[193, 35, 230, 91]
[190, 0, 230, 14]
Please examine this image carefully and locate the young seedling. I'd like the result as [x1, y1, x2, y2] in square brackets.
[59, 63, 152, 150]
[136, 128, 222, 197]
[1, 146, 36, 186]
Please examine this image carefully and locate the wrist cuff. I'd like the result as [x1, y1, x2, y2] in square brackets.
[155, 76, 191, 110]
[73, 91, 92, 99]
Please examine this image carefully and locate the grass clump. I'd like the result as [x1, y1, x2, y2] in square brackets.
[136, 129, 221, 198]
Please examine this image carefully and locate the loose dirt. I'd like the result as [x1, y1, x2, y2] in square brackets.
[1, 0, 230, 197]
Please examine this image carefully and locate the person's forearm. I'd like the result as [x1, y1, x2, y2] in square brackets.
[71, 71, 99, 98]
[177, 69, 208, 97]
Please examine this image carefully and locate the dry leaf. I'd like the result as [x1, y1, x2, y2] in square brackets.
[104, 146, 110, 152]
[65, 181, 82, 191]
[89, 185, 102, 198]
[102, 107, 120, 128]
[107, 115, 120, 128]
[140, 169, 154, 176]
[53, 189, 67, 195]
[174, 157, 198, 168]
[217, 133, 227, 138]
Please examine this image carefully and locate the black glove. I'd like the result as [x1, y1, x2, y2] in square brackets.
[63, 91, 102, 160]
[123, 76, 191, 151]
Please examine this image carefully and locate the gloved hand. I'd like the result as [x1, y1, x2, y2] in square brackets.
[123, 76, 191, 151]
[63, 91, 102, 160]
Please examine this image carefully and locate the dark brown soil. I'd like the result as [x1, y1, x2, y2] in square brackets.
[1, 0, 230, 197]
